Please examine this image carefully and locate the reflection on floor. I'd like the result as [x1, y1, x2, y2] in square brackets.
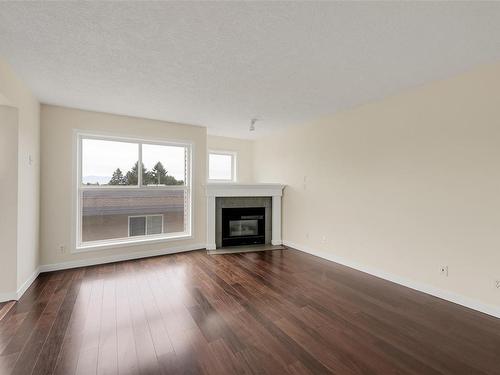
[0, 248, 499, 374]
[207, 244, 286, 255]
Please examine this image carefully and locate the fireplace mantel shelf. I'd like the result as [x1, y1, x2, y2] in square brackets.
[205, 183, 285, 251]
[205, 183, 285, 197]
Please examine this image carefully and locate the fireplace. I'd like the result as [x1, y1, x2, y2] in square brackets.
[205, 183, 284, 251]
[222, 207, 265, 247]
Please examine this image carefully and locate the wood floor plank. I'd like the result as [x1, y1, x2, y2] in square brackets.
[0, 248, 499, 375]
[135, 260, 177, 374]
[52, 269, 94, 375]
[0, 302, 15, 322]
[11, 270, 77, 375]
[32, 269, 85, 375]
[97, 270, 118, 375]
[115, 262, 139, 375]
[125, 262, 162, 375]
[74, 276, 104, 375]
[0, 274, 59, 357]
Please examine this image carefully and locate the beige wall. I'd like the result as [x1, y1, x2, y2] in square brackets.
[0, 59, 40, 293]
[254, 62, 500, 311]
[0, 106, 19, 295]
[40, 105, 206, 266]
[207, 135, 254, 183]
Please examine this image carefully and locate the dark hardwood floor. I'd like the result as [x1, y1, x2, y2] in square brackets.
[0, 248, 499, 375]
[0, 302, 15, 322]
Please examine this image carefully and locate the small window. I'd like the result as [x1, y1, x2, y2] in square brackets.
[128, 215, 164, 237]
[208, 151, 236, 182]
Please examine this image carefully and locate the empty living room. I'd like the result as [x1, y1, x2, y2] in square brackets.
[1, 1, 500, 374]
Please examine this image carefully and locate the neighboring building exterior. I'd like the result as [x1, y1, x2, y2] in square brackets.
[81, 189, 185, 242]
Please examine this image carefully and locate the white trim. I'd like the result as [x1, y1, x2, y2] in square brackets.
[206, 195, 216, 250]
[207, 150, 237, 183]
[0, 290, 18, 303]
[271, 195, 282, 245]
[0, 267, 41, 303]
[0, 292, 17, 303]
[2, 243, 205, 302]
[40, 243, 206, 273]
[79, 185, 190, 191]
[71, 131, 79, 257]
[75, 232, 192, 253]
[16, 268, 41, 299]
[284, 240, 500, 319]
[205, 183, 285, 197]
[75, 129, 194, 149]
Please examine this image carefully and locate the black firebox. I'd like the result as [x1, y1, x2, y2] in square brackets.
[221, 207, 265, 247]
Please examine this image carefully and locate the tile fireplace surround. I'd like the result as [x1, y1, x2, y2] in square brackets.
[205, 183, 285, 250]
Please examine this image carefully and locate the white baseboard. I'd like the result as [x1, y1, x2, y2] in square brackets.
[284, 240, 500, 319]
[16, 268, 41, 299]
[0, 267, 41, 303]
[0, 291, 17, 303]
[39, 243, 206, 273]
[1, 243, 206, 303]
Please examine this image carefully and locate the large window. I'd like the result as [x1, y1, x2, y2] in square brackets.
[76, 133, 191, 250]
[208, 150, 236, 182]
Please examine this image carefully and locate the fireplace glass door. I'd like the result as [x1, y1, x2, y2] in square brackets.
[222, 207, 265, 247]
[229, 219, 259, 237]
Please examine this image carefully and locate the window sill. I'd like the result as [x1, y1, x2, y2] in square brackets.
[74, 232, 193, 253]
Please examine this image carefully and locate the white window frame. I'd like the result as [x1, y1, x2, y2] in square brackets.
[73, 130, 193, 252]
[128, 214, 164, 237]
[207, 150, 237, 183]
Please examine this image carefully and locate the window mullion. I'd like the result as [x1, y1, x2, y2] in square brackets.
[185, 146, 189, 186]
[138, 143, 143, 187]
[79, 185, 189, 192]
[77, 187, 82, 248]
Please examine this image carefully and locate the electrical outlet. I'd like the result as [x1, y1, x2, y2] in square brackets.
[440, 265, 448, 277]
[495, 280, 500, 289]
[305, 232, 309, 240]
[321, 235, 327, 243]
[59, 245, 66, 254]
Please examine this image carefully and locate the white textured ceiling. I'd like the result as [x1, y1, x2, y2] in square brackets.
[1, 2, 500, 138]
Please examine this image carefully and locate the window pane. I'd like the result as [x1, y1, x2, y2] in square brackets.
[129, 217, 146, 237]
[81, 189, 186, 243]
[147, 215, 163, 235]
[82, 139, 138, 186]
[142, 144, 186, 186]
[209, 153, 233, 180]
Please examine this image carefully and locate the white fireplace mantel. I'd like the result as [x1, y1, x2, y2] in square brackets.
[205, 183, 285, 250]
